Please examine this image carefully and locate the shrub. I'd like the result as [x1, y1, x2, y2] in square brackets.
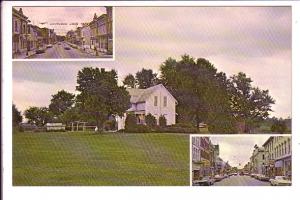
[103, 119, 117, 131]
[157, 123, 199, 133]
[128, 124, 152, 133]
[125, 113, 137, 130]
[159, 115, 167, 127]
[145, 114, 157, 128]
[271, 119, 287, 134]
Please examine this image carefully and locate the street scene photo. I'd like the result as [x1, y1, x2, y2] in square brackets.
[192, 136, 292, 186]
[12, 7, 113, 59]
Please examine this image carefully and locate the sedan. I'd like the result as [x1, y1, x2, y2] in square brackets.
[64, 46, 71, 50]
[214, 175, 223, 182]
[259, 175, 270, 181]
[194, 176, 215, 186]
[270, 176, 291, 186]
[35, 47, 45, 54]
[46, 44, 53, 48]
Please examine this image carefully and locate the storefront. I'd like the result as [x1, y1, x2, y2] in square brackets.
[275, 155, 292, 178]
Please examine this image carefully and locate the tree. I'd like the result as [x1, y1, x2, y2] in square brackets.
[76, 67, 131, 131]
[61, 106, 81, 124]
[230, 72, 275, 132]
[159, 115, 167, 127]
[145, 114, 157, 128]
[49, 90, 75, 117]
[24, 106, 52, 126]
[12, 104, 23, 127]
[135, 68, 158, 89]
[160, 54, 236, 133]
[271, 118, 287, 134]
[123, 74, 136, 88]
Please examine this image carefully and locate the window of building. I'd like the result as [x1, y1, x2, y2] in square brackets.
[14, 21, 18, 32]
[284, 141, 287, 155]
[262, 154, 265, 160]
[154, 96, 158, 106]
[163, 96, 167, 107]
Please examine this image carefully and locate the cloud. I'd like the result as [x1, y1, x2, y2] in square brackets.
[13, 7, 291, 118]
[210, 136, 271, 167]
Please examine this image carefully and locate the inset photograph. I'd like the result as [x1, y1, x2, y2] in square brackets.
[191, 136, 292, 186]
[12, 6, 113, 59]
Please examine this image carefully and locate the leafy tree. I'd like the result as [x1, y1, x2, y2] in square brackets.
[145, 113, 157, 128]
[61, 106, 81, 124]
[12, 104, 23, 127]
[230, 72, 275, 132]
[123, 74, 136, 88]
[271, 118, 287, 134]
[24, 106, 52, 126]
[49, 90, 75, 117]
[76, 67, 130, 131]
[135, 68, 158, 89]
[159, 115, 167, 127]
[160, 54, 236, 133]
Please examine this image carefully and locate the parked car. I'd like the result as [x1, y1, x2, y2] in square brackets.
[46, 44, 53, 48]
[35, 47, 45, 54]
[58, 42, 61, 45]
[194, 176, 215, 186]
[64, 46, 71, 50]
[214, 175, 223, 182]
[270, 176, 292, 186]
[259, 175, 270, 181]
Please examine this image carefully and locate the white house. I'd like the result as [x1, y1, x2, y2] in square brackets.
[116, 84, 177, 130]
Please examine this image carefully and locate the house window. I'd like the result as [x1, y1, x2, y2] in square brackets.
[154, 96, 158, 106]
[14, 21, 18, 32]
[163, 96, 167, 107]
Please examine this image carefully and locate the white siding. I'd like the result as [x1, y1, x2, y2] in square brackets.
[145, 85, 176, 125]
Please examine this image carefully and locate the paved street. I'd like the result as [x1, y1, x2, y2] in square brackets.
[27, 42, 112, 59]
[213, 175, 270, 186]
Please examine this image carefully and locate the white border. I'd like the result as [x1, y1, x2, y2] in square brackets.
[2, 1, 300, 200]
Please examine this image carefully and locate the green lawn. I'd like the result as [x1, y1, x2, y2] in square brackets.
[13, 131, 189, 186]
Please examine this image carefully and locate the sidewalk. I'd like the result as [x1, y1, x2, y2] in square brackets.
[65, 41, 111, 57]
[13, 50, 36, 59]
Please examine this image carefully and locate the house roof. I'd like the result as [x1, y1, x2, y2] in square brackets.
[126, 84, 177, 104]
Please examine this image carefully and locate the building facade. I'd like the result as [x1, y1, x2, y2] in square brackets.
[192, 137, 214, 180]
[250, 145, 267, 175]
[81, 24, 91, 49]
[263, 136, 292, 179]
[116, 84, 177, 130]
[12, 8, 29, 56]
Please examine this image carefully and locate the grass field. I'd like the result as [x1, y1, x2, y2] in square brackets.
[13, 131, 190, 186]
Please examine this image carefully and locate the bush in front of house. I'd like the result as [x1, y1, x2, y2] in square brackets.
[127, 124, 152, 133]
[159, 115, 167, 127]
[145, 114, 157, 128]
[156, 123, 199, 133]
[103, 119, 117, 131]
[125, 113, 137, 130]
[125, 113, 151, 133]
